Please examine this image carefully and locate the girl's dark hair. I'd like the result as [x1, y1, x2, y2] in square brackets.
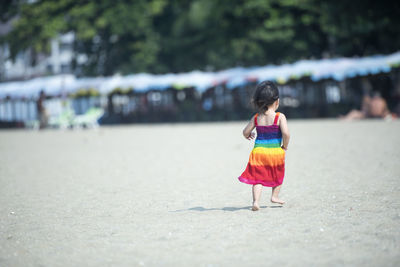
[252, 80, 279, 112]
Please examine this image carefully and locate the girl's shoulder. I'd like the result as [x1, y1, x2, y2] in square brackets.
[277, 112, 286, 119]
[277, 112, 287, 124]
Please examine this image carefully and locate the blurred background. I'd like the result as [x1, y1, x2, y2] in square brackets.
[0, 0, 399, 128]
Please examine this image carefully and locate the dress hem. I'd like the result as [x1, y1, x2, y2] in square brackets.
[238, 176, 282, 187]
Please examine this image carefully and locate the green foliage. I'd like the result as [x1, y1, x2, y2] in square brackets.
[70, 88, 100, 98]
[2, 0, 400, 75]
[109, 87, 133, 95]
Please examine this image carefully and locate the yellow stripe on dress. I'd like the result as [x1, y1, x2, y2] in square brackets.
[252, 147, 285, 155]
[249, 147, 285, 167]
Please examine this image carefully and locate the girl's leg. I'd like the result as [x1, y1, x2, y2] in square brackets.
[271, 185, 285, 204]
[252, 184, 262, 211]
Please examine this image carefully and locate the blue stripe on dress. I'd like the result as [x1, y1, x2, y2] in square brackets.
[257, 132, 282, 139]
[255, 138, 282, 144]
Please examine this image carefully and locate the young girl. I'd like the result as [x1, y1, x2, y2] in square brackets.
[238, 80, 290, 211]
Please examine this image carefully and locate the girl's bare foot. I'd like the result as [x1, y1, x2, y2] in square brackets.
[252, 202, 260, 211]
[271, 197, 285, 204]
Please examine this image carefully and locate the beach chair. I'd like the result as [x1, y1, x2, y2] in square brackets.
[24, 119, 40, 130]
[47, 108, 75, 129]
[72, 107, 104, 129]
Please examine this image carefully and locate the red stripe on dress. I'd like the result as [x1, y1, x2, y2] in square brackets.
[239, 164, 285, 187]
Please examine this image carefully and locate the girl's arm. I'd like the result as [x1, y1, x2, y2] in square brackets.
[242, 115, 256, 140]
[279, 114, 290, 150]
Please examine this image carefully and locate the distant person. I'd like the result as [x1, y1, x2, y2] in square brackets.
[37, 90, 48, 129]
[341, 91, 392, 120]
[368, 92, 391, 118]
[238, 81, 290, 211]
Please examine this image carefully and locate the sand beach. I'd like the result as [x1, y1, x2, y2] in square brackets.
[0, 119, 399, 266]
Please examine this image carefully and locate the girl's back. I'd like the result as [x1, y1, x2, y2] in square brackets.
[255, 112, 279, 126]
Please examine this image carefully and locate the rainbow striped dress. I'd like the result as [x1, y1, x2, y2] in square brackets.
[238, 112, 286, 187]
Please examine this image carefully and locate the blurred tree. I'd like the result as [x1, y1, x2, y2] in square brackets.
[1, 0, 399, 75]
[316, 0, 400, 57]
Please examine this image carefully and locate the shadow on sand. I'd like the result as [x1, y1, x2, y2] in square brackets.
[170, 205, 283, 212]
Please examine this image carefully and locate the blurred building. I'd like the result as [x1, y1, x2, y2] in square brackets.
[0, 19, 85, 81]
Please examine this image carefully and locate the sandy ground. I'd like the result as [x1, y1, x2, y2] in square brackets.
[0, 119, 399, 267]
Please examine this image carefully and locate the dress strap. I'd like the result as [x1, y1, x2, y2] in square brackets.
[273, 112, 280, 125]
[254, 113, 258, 126]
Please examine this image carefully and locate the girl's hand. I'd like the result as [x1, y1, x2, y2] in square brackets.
[281, 145, 287, 151]
[246, 132, 255, 140]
